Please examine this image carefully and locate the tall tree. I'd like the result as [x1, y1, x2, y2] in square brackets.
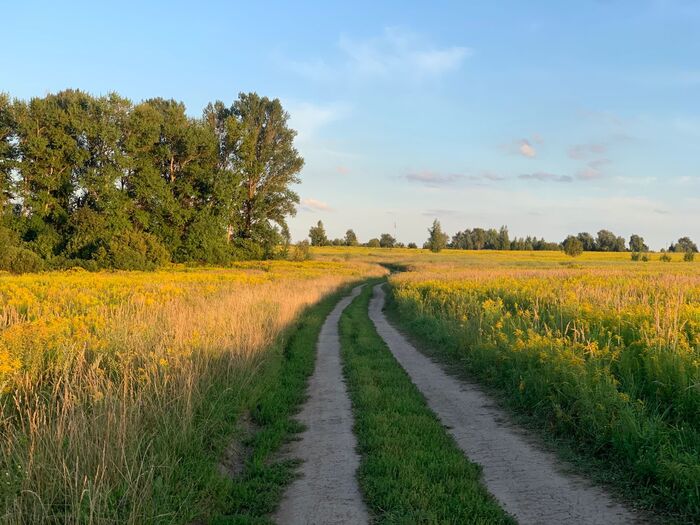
[379, 233, 396, 248]
[308, 220, 328, 246]
[344, 229, 358, 246]
[0, 93, 16, 214]
[224, 93, 304, 243]
[629, 234, 648, 253]
[426, 219, 449, 252]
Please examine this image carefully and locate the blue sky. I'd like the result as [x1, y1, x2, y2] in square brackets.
[4, 1, 700, 248]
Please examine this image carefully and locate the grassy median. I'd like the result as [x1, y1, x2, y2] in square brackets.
[340, 283, 513, 524]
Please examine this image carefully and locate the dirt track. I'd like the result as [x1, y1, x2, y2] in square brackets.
[275, 285, 369, 525]
[368, 284, 641, 525]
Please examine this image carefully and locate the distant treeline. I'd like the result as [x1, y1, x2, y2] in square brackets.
[0, 89, 303, 272]
[309, 221, 698, 254]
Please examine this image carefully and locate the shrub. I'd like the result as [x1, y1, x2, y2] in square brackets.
[96, 231, 171, 270]
[684, 251, 695, 262]
[290, 240, 311, 261]
[367, 238, 381, 248]
[660, 253, 672, 262]
[0, 246, 45, 274]
[563, 236, 583, 257]
[631, 252, 641, 261]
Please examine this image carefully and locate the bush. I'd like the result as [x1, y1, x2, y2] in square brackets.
[96, 231, 171, 270]
[367, 238, 381, 248]
[407, 242, 418, 249]
[290, 240, 311, 261]
[563, 236, 583, 257]
[660, 253, 672, 262]
[684, 251, 695, 262]
[0, 246, 45, 274]
[641, 253, 649, 262]
[631, 252, 641, 261]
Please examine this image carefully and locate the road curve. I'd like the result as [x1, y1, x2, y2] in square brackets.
[275, 285, 369, 525]
[369, 284, 641, 525]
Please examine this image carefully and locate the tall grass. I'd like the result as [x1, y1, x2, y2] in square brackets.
[390, 264, 700, 520]
[0, 262, 384, 523]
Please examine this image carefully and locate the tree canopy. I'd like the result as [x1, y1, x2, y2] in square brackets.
[0, 90, 303, 271]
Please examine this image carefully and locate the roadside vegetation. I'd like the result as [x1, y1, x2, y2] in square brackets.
[340, 283, 513, 524]
[0, 262, 385, 522]
[388, 261, 700, 521]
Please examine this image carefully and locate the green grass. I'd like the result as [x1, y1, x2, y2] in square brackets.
[173, 281, 365, 525]
[339, 283, 513, 524]
[382, 284, 689, 524]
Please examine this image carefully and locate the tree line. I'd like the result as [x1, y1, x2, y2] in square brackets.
[310, 219, 698, 256]
[0, 89, 303, 272]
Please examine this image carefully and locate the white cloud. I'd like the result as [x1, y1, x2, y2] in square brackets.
[289, 27, 471, 82]
[286, 101, 349, 142]
[301, 198, 333, 212]
[404, 171, 464, 186]
[519, 172, 572, 183]
[518, 140, 537, 158]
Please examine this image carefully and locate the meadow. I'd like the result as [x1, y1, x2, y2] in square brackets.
[2, 247, 700, 522]
[385, 251, 700, 520]
[0, 261, 385, 523]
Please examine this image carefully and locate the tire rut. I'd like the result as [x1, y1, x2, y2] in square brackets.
[275, 285, 369, 525]
[369, 284, 642, 525]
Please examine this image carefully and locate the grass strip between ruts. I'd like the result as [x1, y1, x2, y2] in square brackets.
[340, 282, 514, 524]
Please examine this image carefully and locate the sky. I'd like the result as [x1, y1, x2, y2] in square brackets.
[4, 0, 699, 249]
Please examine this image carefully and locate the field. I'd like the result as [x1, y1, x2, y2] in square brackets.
[0, 261, 386, 523]
[385, 251, 700, 519]
[2, 248, 700, 522]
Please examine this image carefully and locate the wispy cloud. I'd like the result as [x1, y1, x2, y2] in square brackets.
[519, 172, 572, 183]
[286, 27, 471, 83]
[286, 101, 349, 142]
[404, 171, 464, 187]
[301, 198, 333, 212]
[336, 165, 350, 175]
[567, 142, 608, 160]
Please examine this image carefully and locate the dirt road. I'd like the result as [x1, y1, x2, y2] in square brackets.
[368, 284, 641, 525]
[275, 285, 369, 525]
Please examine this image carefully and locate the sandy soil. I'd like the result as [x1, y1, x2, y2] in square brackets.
[369, 284, 642, 525]
[275, 285, 369, 525]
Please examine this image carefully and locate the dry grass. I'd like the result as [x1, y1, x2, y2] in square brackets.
[0, 261, 386, 523]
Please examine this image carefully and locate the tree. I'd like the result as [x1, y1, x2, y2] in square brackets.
[208, 92, 304, 244]
[670, 236, 698, 253]
[596, 229, 626, 252]
[629, 234, 648, 253]
[563, 235, 583, 257]
[344, 229, 358, 246]
[497, 225, 510, 250]
[379, 233, 396, 248]
[407, 242, 418, 249]
[367, 238, 381, 248]
[426, 219, 449, 252]
[308, 220, 328, 246]
[576, 232, 596, 251]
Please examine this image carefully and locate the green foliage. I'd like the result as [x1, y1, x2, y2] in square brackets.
[563, 235, 583, 257]
[684, 251, 695, 262]
[0, 246, 45, 274]
[670, 237, 698, 253]
[0, 90, 304, 271]
[407, 242, 418, 249]
[344, 229, 358, 246]
[367, 238, 381, 248]
[629, 234, 648, 253]
[426, 219, 449, 252]
[340, 284, 513, 523]
[660, 253, 672, 262]
[308, 220, 328, 246]
[95, 230, 170, 270]
[379, 233, 396, 248]
[290, 240, 311, 261]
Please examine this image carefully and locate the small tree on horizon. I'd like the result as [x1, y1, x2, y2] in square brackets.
[379, 233, 396, 248]
[563, 235, 583, 257]
[344, 229, 359, 246]
[426, 219, 449, 252]
[308, 220, 328, 246]
[367, 238, 381, 247]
